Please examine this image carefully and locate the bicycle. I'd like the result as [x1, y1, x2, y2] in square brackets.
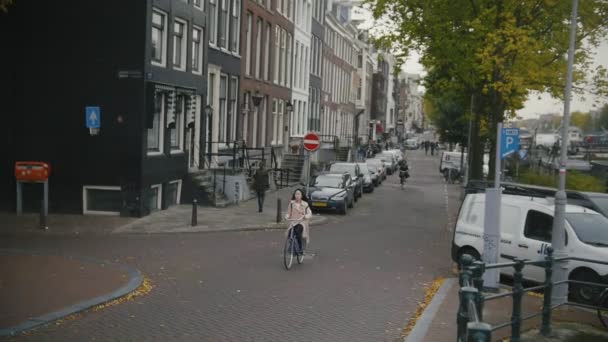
[283, 218, 305, 270]
[598, 287, 608, 329]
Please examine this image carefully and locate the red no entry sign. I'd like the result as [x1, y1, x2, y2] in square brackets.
[303, 132, 320, 152]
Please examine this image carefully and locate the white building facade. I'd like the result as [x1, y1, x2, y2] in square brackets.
[289, 0, 312, 148]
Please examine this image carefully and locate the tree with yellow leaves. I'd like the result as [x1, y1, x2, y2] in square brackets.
[368, 0, 608, 180]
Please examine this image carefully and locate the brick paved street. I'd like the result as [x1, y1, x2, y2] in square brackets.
[1, 150, 456, 342]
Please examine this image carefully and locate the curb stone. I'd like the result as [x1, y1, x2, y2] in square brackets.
[0, 249, 144, 337]
[112, 215, 329, 234]
[405, 278, 457, 342]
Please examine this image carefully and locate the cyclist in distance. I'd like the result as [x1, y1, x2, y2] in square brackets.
[285, 189, 313, 255]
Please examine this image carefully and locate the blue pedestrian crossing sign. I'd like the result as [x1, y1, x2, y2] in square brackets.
[86, 106, 101, 128]
[501, 128, 520, 159]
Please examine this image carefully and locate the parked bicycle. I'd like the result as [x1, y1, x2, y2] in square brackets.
[283, 218, 305, 270]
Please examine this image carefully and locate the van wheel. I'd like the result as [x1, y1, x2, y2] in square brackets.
[569, 269, 603, 305]
[457, 247, 480, 269]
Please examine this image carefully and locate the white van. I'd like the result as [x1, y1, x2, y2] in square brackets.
[452, 193, 608, 302]
[440, 152, 489, 177]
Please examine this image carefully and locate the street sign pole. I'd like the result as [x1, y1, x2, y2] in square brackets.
[306, 150, 311, 196]
[302, 132, 321, 197]
[552, 0, 578, 306]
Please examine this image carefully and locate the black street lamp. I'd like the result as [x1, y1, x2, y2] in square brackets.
[285, 101, 293, 113]
[251, 91, 264, 108]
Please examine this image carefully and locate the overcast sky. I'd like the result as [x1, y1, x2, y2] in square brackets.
[353, 6, 608, 120]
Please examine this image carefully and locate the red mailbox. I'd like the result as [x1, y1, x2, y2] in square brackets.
[15, 162, 51, 182]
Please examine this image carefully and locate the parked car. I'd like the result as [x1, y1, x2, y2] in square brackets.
[375, 152, 398, 174]
[452, 192, 608, 304]
[329, 162, 364, 200]
[387, 149, 405, 163]
[366, 159, 386, 183]
[356, 162, 375, 192]
[405, 138, 419, 150]
[308, 172, 355, 215]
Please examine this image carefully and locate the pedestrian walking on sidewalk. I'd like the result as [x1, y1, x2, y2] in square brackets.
[424, 141, 429, 155]
[253, 162, 269, 213]
[430, 142, 436, 156]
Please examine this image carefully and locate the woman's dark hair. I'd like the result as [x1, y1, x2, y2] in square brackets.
[291, 188, 309, 202]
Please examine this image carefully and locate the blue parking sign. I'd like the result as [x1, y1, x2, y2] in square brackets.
[501, 128, 520, 159]
[86, 106, 101, 128]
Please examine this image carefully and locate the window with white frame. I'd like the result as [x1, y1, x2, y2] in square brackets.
[219, 0, 228, 49]
[246, 12, 252, 75]
[83, 186, 122, 215]
[170, 94, 186, 152]
[279, 29, 285, 86]
[274, 26, 280, 83]
[286, 33, 292, 87]
[271, 99, 278, 145]
[151, 9, 167, 67]
[229, 77, 238, 141]
[264, 24, 271, 81]
[148, 92, 165, 154]
[230, 0, 240, 53]
[278, 99, 284, 144]
[255, 18, 262, 79]
[294, 42, 299, 89]
[194, 0, 203, 10]
[167, 180, 182, 206]
[192, 26, 203, 74]
[209, 0, 217, 45]
[147, 184, 162, 211]
[173, 19, 187, 70]
[219, 75, 228, 142]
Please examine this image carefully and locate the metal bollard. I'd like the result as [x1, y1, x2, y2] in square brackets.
[276, 198, 282, 223]
[511, 259, 525, 342]
[458, 286, 478, 342]
[466, 322, 492, 342]
[541, 247, 554, 336]
[40, 200, 48, 230]
[191, 199, 198, 226]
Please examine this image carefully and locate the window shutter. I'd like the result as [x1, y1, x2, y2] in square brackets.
[166, 91, 176, 128]
[187, 95, 197, 128]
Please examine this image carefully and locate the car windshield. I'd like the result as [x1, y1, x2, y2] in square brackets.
[330, 164, 355, 176]
[566, 213, 608, 246]
[313, 176, 343, 188]
[589, 196, 608, 216]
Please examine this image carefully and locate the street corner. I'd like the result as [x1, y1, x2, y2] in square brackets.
[0, 250, 149, 337]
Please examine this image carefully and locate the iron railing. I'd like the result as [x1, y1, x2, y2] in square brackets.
[457, 248, 608, 341]
[205, 140, 266, 175]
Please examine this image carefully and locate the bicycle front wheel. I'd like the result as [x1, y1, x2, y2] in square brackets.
[283, 237, 294, 270]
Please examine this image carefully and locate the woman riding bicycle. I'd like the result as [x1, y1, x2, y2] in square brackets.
[285, 189, 312, 255]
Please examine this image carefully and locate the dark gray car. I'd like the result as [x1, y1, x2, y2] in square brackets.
[329, 163, 363, 200]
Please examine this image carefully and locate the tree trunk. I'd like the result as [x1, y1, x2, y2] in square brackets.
[469, 92, 484, 181]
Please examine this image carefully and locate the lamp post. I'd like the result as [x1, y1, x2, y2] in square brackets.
[552, 0, 578, 306]
[285, 101, 293, 153]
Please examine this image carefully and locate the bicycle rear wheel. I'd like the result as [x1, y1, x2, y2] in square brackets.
[297, 241, 304, 264]
[283, 236, 294, 270]
[598, 290, 608, 329]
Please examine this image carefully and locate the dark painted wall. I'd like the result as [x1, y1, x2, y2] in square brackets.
[0, 0, 209, 215]
[0, 0, 147, 213]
